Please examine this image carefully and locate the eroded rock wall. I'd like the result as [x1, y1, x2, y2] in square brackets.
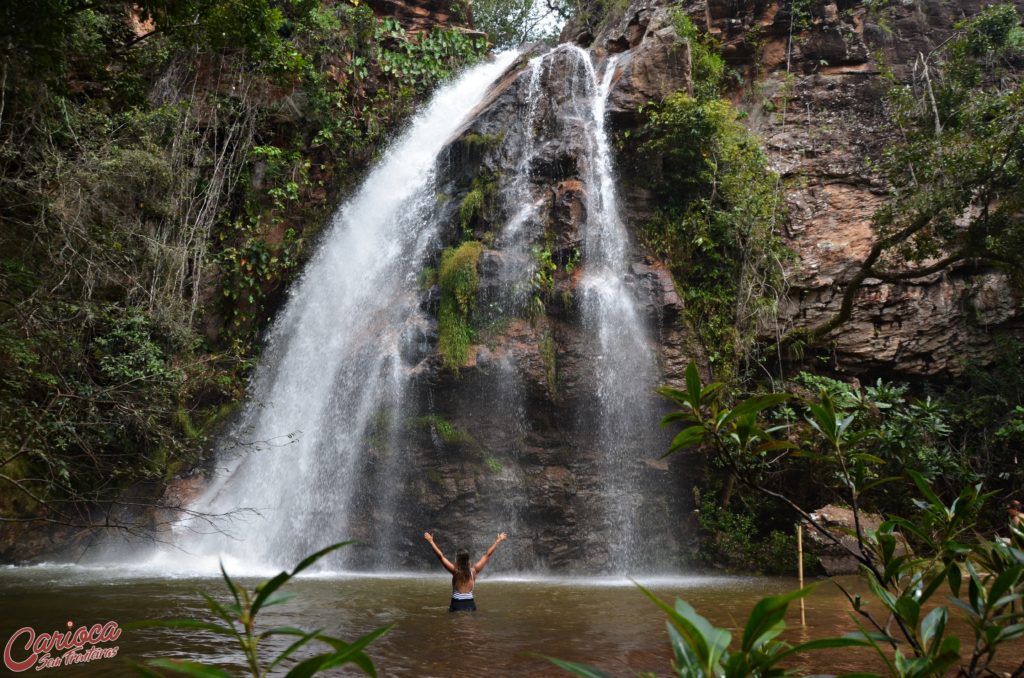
[340, 41, 703, 573]
[730, 0, 1024, 375]
[587, 0, 1024, 377]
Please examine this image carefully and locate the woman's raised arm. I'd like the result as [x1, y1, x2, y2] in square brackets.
[472, 532, 507, 574]
[424, 532, 456, 573]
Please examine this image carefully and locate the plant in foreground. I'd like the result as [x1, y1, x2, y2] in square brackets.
[549, 362, 1024, 677]
[126, 542, 391, 677]
[545, 584, 870, 677]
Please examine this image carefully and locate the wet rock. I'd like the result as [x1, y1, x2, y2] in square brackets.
[631, 258, 683, 321]
[549, 179, 587, 256]
[801, 25, 870, 67]
[805, 504, 900, 575]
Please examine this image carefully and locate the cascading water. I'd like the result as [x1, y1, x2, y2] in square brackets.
[114, 43, 678, 576]
[136, 52, 520, 572]
[555, 46, 663, 572]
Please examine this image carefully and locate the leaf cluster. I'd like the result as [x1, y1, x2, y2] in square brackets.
[634, 362, 1024, 677]
[635, 94, 786, 376]
[127, 542, 392, 677]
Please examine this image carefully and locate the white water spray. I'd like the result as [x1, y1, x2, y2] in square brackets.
[139, 52, 520, 572]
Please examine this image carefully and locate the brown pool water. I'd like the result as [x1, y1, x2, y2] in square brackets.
[1, 567, 1019, 676]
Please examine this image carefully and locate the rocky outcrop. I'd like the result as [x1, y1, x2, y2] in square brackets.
[573, 0, 1024, 378]
[337, 40, 704, 573]
[704, 0, 1024, 376]
[805, 504, 906, 575]
[365, 0, 473, 32]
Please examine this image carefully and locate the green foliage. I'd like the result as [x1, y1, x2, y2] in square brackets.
[218, 223, 302, 344]
[460, 188, 487, 236]
[636, 95, 786, 376]
[694, 498, 802, 575]
[410, 415, 481, 449]
[672, 13, 727, 100]
[538, 326, 558, 401]
[937, 338, 1024, 499]
[530, 246, 557, 318]
[126, 542, 391, 677]
[0, 301, 245, 518]
[548, 584, 869, 677]
[652, 361, 1024, 677]
[792, 373, 959, 487]
[410, 415, 502, 472]
[472, 0, 568, 48]
[457, 172, 498, 238]
[0, 0, 486, 521]
[437, 241, 484, 371]
[788, 0, 817, 32]
[376, 18, 488, 83]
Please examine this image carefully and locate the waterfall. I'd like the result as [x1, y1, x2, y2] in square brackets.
[143, 52, 520, 572]
[114, 42, 679, 577]
[565, 47, 662, 573]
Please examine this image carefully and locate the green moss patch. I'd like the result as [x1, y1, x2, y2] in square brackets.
[437, 241, 484, 372]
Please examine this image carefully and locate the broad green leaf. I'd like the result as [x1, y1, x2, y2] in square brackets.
[659, 411, 697, 427]
[220, 560, 241, 612]
[666, 622, 701, 670]
[635, 583, 723, 671]
[261, 591, 299, 608]
[947, 563, 962, 597]
[310, 632, 382, 675]
[200, 591, 240, 623]
[314, 624, 394, 673]
[920, 606, 947, 652]
[988, 564, 1023, 604]
[685, 361, 701, 405]
[269, 628, 323, 669]
[864, 571, 898, 613]
[741, 586, 815, 653]
[772, 635, 873, 665]
[252, 541, 356, 615]
[998, 623, 1024, 641]
[724, 393, 791, 426]
[666, 425, 707, 454]
[656, 386, 691, 409]
[700, 382, 724, 400]
[283, 652, 338, 678]
[259, 625, 309, 639]
[906, 469, 944, 513]
[894, 596, 921, 630]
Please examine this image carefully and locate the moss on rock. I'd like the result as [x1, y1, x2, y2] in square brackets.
[437, 241, 484, 371]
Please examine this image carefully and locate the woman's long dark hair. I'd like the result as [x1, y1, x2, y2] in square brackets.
[453, 550, 472, 587]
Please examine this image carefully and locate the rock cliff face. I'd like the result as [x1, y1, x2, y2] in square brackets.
[720, 0, 1024, 376]
[586, 0, 1024, 377]
[341, 43, 701, 573]
[354, 0, 1024, 571]
[24, 0, 1017, 570]
[365, 0, 468, 32]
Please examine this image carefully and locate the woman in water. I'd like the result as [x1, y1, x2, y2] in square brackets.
[424, 531, 508, 612]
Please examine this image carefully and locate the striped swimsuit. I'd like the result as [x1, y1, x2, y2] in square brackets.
[449, 571, 477, 612]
